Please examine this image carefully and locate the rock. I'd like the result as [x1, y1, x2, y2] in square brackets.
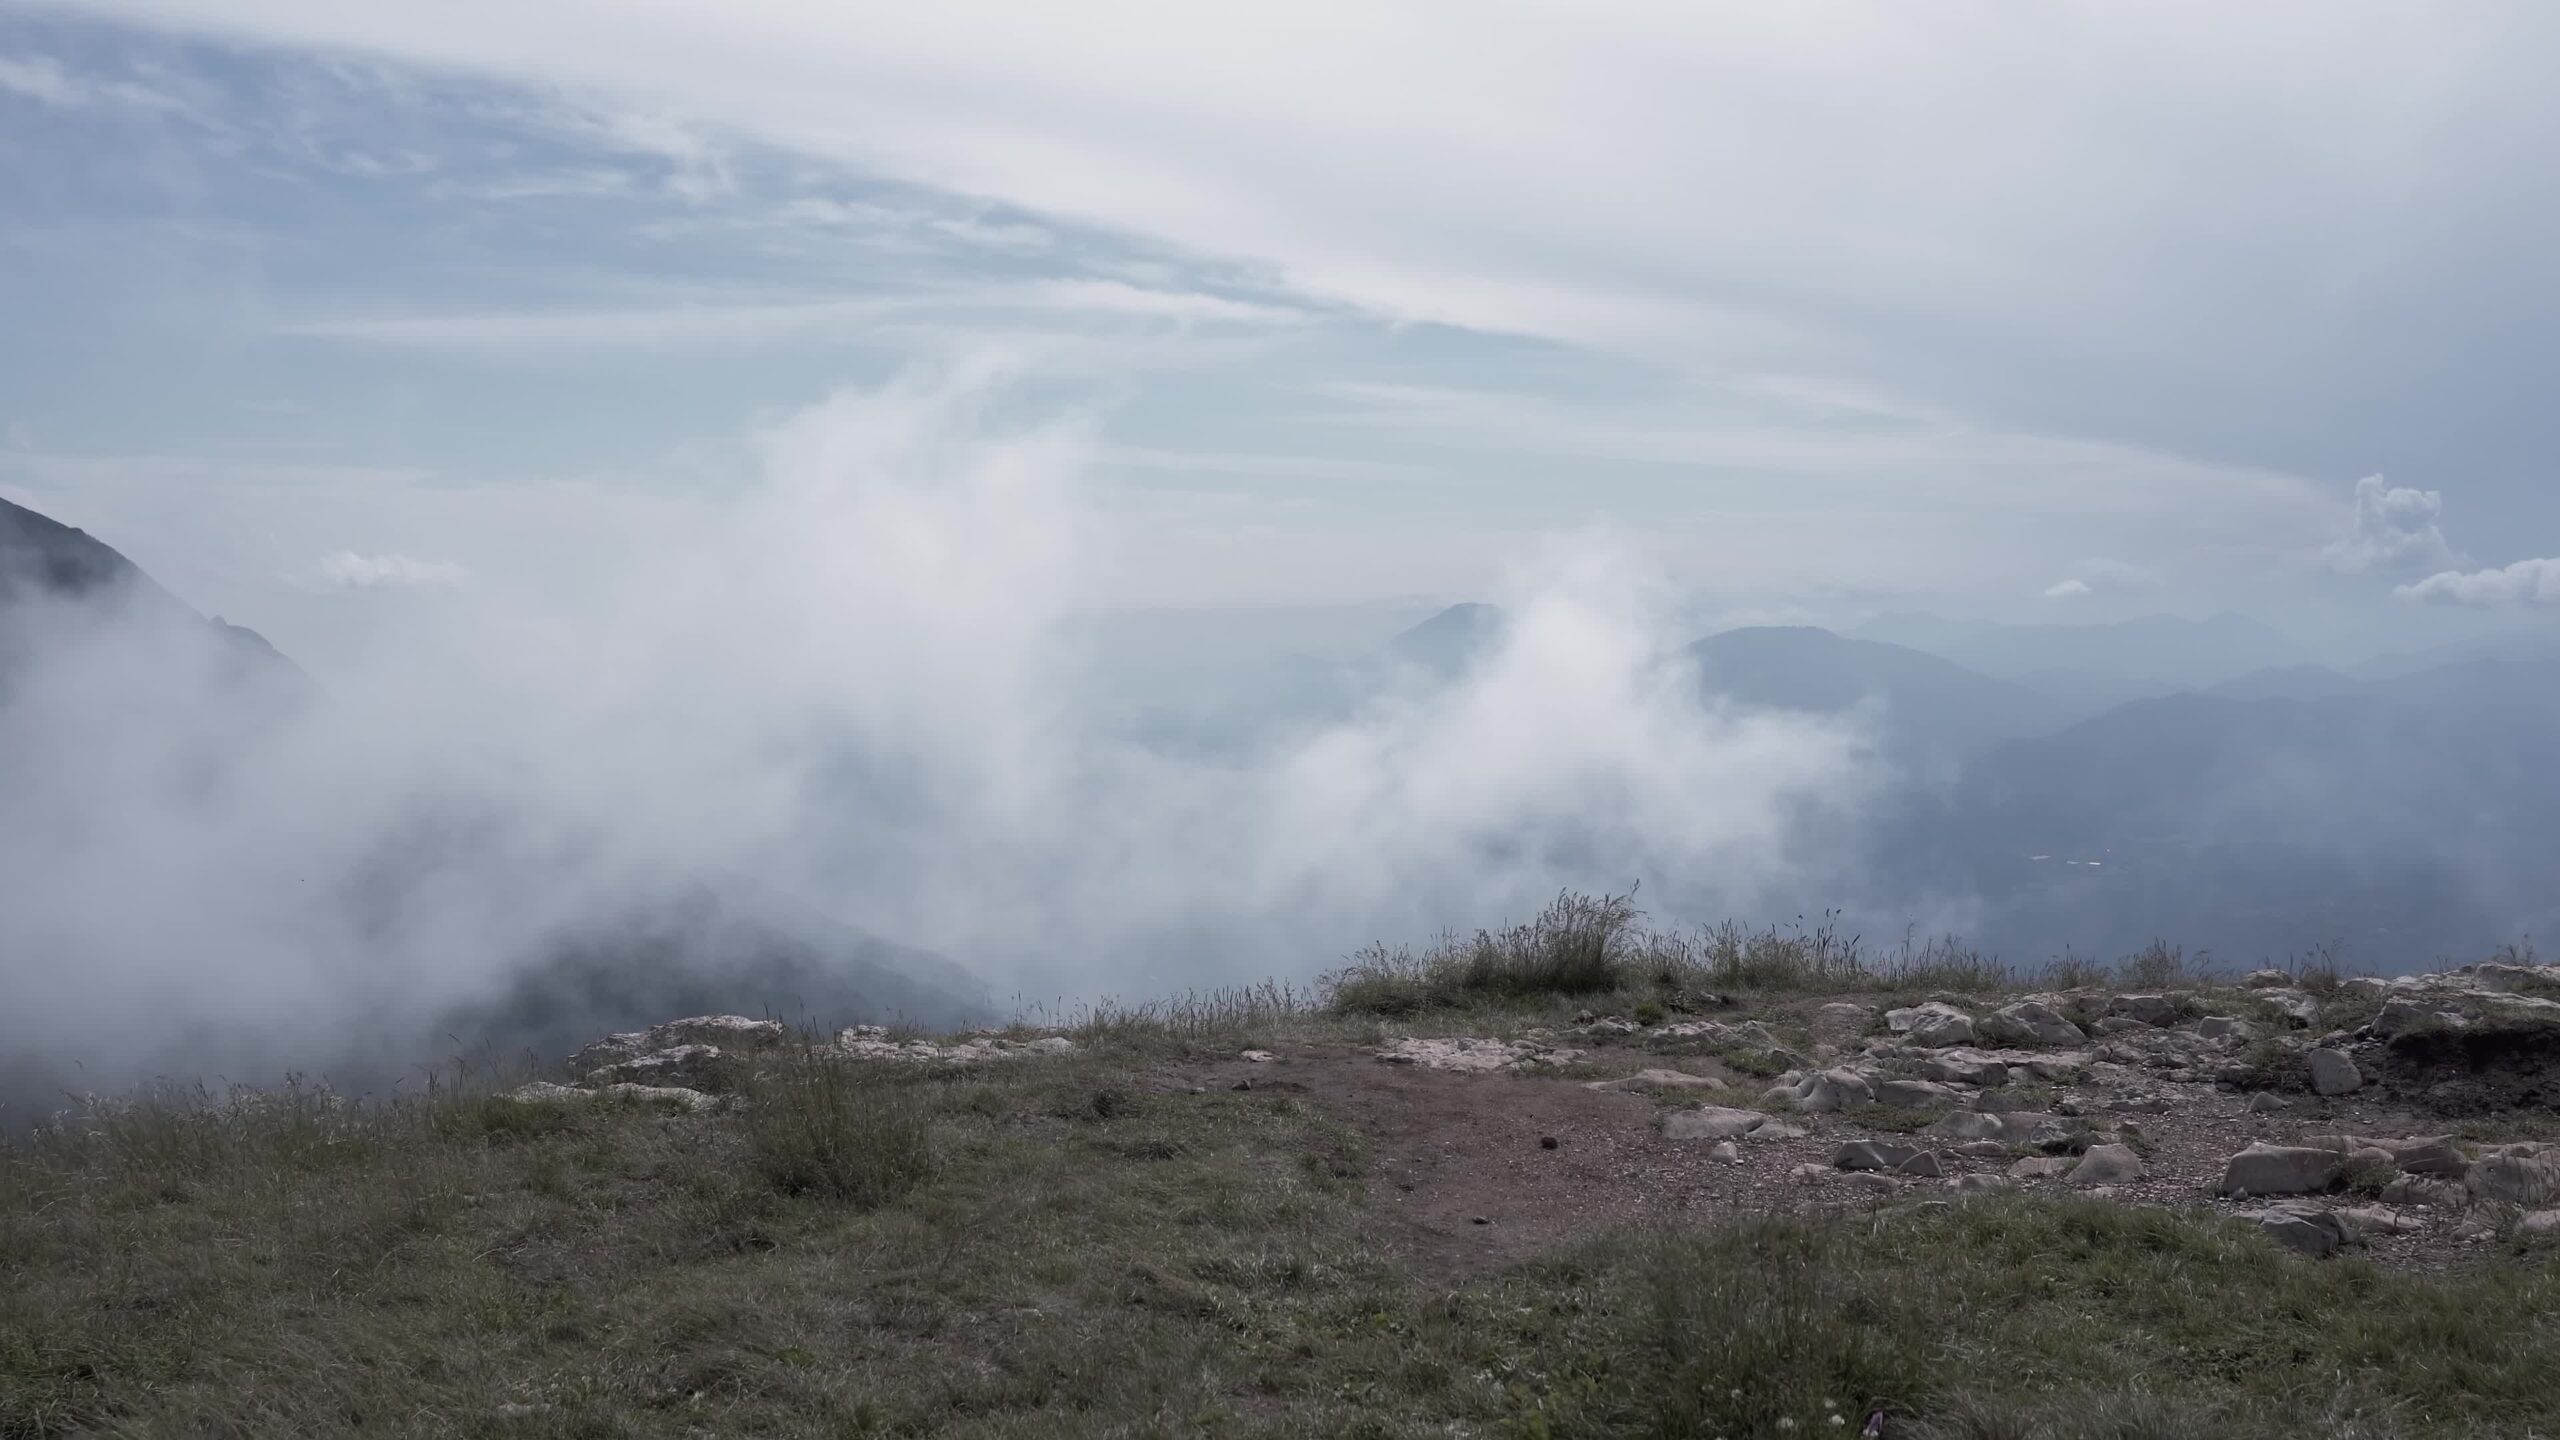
[1834, 1139, 1945, 1177]
[2466, 1155, 2560, 1207]
[1587, 1067, 1725, 1094]
[2380, 1176, 2464, 1207]
[508, 1080, 718, 1113]
[1775, 1067, 1876, 1113]
[2244, 1205, 2350, 1257]
[1926, 1111, 2003, 1141]
[2258, 990, 2323, 1027]
[1913, 1050, 2012, 1087]
[1980, 1001, 2086, 1048]
[2247, 1091, 2288, 1114]
[837, 1027, 1079, 1065]
[2068, 1143, 2147, 1185]
[2338, 1205, 2423, 1238]
[2307, 1048, 2363, 1096]
[2109, 994, 2182, 1027]
[1883, 1002, 1977, 1048]
[1873, 1079, 1962, 1109]
[2218, 1143, 2345, 1197]
[2242, 968, 2294, 989]
[1949, 1174, 2017, 1196]
[586, 1043, 726, 1087]
[1814, 1002, 1878, 1038]
[568, 1015, 786, 1074]
[1709, 1140, 1742, 1164]
[1374, 1037, 1580, 1073]
[647, 1015, 788, 1050]
[1662, 1106, 1774, 1142]
[2010, 1155, 2074, 1180]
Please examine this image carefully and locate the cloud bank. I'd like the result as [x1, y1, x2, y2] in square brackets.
[2396, 556, 2560, 607]
[0, 362, 1876, 1097]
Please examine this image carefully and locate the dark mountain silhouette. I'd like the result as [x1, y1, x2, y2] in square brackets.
[1, 495, 302, 686]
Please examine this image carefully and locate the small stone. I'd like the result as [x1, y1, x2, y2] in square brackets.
[1663, 1106, 1774, 1142]
[1586, 1067, 1725, 1094]
[2108, 994, 2181, 1027]
[2338, 1205, 2423, 1238]
[1539, 1135, 1559, 1150]
[2068, 1143, 2147, 1185]
[1873, 1079, 1962, 1109]
[1471, 1215, 1490, 1226]
[2245, 1205, 2349, 1257]
[2307, 1048, 2362, 1096]
[1979, 1000, 2087, 1048]
[1709, 1140, 1742, 1164]
[1882, 1002, 1976, 1048]
[1834, 1139, 1945, 1177]
[2218, 1143, 2345, 1196]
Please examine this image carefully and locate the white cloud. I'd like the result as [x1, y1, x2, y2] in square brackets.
[2325, 475, 2462, 576]
[2041, 557, 2160, 600]
[318, 550, 471, 588]
[60, 1, 2556, 395]
[2395, 556, 2560, 607]
[1, 366, 1874, 1086]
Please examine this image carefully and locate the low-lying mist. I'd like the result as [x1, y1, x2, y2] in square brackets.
[0, 362, 1882, 1106]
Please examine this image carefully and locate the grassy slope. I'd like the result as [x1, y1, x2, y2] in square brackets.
[7, 903, 2559, 1439]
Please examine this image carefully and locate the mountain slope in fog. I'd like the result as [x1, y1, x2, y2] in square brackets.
[1856, 611, 2302, 690]
[1, 495, 301, 687]
[0, 497, 993, 1100]
[1686, 625, 2062, 769]
[1879, 658, 2560, 966]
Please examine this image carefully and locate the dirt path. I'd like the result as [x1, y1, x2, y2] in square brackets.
[1170, 1030, 2538, 1282]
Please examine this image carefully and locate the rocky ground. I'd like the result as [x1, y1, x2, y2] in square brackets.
[514, 958, 2560, 1278]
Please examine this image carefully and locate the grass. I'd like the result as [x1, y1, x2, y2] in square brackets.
[10, 1048, 2560, 1439]
[8, 898, 2558, 1437]
[1494, 1201, 2560, 1438]
[1320, 892, 2237, 1021]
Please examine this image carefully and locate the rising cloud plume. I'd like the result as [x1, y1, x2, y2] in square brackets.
[2325, 475, 2461, 577]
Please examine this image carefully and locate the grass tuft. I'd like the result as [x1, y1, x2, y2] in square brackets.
[738, 1040, 935, 1206]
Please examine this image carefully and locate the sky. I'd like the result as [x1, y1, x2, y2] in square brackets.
[4, 1, 2559, 675]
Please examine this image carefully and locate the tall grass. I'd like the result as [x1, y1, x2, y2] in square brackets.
[1322, 894, 2017, 1015]
[739, 1040, 935, 1206]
